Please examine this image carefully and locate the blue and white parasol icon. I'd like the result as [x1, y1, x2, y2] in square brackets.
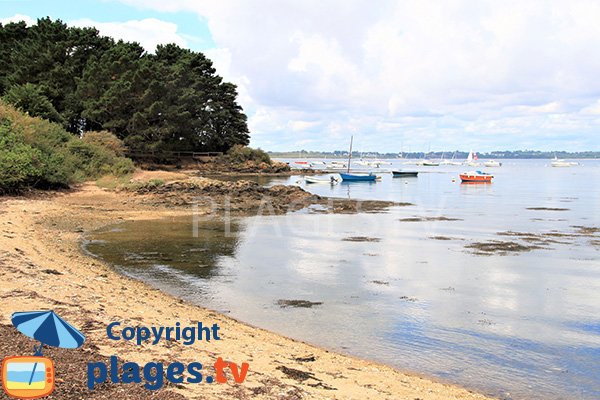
[11, 310, 85, 355]
[11, 310, 86, 386]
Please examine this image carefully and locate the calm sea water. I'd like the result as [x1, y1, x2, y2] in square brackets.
[86, 159, 600, 399]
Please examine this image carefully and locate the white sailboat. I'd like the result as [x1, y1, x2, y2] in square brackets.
[440, 151, 462, 165]
[464, 150, 480, 167]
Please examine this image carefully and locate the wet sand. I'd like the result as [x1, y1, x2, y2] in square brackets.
[0, 177, 493, 399]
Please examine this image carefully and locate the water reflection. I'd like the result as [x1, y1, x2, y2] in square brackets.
[86, 210, 600, 400]
[86, 218, 242, 282]
[85, 160, 600, 400]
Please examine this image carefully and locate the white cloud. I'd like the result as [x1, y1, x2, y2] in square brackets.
[0, 14, 35, 26]
[69, 18, 187, 52]
[14, 1, 600, 150]
[580, 100, 600, 115]
[289, 120, 322, 132]
[113, 0, 600, 151]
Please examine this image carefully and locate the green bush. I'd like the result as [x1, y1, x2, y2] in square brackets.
[82, 130, 127, 156]
[225, 145, 271, 165]
[0, 101, 136, 192]
[0, 124, 43, 192]
[111, 157, 135, 176]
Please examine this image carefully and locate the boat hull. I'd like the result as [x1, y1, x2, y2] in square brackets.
[484, 161, 502, 167]
[460, 173, 493, 183]
[340, 173, 377, 182]
[392, 171, 418, 177]
[305, 176, 337, 184]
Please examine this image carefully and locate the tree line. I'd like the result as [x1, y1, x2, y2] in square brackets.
[0, 17, 250, 154]
[269, 150, 600, 159]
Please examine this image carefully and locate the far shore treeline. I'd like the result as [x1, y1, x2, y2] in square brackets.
[269, 150, 600, 159]
[0, 17, 249, 154]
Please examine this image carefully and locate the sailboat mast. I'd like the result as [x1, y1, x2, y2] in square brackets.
[347, 135, 353, 173]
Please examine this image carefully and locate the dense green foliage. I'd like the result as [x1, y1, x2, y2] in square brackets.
[226, 145, 271, 165]
[0, 101, 134, 193]
[0, 18, 249, 154]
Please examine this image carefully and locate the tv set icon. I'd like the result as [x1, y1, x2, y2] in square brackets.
[2, 356, 55, 399]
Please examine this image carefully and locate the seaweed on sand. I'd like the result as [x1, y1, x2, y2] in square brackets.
[276, 299, 323, 308]
[399, 216, 462, 222]
[526, 207, 569, 211]
[465, 240, 543, 255]
[342, 236, 381, 242]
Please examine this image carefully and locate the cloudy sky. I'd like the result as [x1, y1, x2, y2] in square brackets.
[2, 0, 600, 152]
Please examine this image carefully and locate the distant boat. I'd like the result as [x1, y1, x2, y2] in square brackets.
[441, 151, 462, 165]
[305, 175, 339, 184]
[327, 161, 347, 169]
[392, 170, 418, 177]
[340, 173, 377, 182]
[421, 160, 440, 166]
[355, 159, 391, 168]
[464, 150, 480, 167]
[551, 156, 577, 167]
[460, 170, 493, 183]
[484, 160, 502, 167]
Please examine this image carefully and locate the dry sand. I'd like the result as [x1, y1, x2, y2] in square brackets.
[0, 180, 494, 399]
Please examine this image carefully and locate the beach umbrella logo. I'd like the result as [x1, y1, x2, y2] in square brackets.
[1, 310, 85, 399]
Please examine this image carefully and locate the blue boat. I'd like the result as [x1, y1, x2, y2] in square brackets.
[339, 173, 377, 182]
[340, 136, 378, 182]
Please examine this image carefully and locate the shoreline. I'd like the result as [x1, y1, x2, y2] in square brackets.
[0, 181, 494, 399]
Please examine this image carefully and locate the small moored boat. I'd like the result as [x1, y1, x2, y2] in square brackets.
[550, 157, 578, 167]
[340, 173, 377, 182]
[305, 175, 339, 184]
[460, 170, 493, 183]
[422, 160, 440, 166]
[340, 136, 379, 182]
[392, 170, 418, 177]
[484, 160, 502, 167]
[464, 150, 480, 167]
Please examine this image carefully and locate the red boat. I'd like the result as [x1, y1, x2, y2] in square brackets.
[459, 170, 493, 183]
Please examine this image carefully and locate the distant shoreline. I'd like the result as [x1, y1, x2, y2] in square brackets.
[270, 153, 600, 160]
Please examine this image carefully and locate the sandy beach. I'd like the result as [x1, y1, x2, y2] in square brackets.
[0, 174, 494, 400]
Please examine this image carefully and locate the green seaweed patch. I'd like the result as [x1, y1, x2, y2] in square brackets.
[526, 207, 569, 211]
[342, 236, 382, 242]
[276, 299, 323, 308]
[399, 216, 462, 222]
[370, 280, 389, 285]
[429, 235, 464, 241]
[571, 225, 600, 236]
[465, 240, 543, 255]
[497, 231, 571, 245]
[399, 296, 418, 302]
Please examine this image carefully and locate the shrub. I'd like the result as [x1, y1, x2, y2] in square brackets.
[82, 130, 127, 156]
[66, 139, 134, 179]
[111, 157, 135, 176]
[0, 124, 43, 192]
[0, 101, 136, 192]
[225, 145, 271, 165]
